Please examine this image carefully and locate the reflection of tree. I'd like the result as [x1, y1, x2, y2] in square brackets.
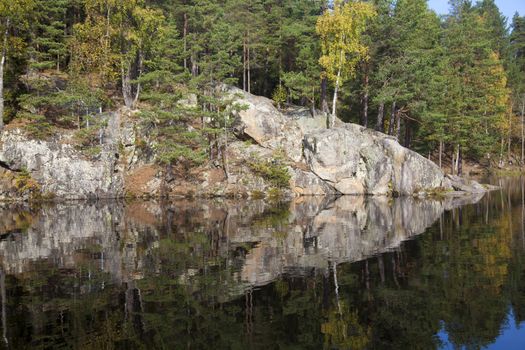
[321, 300, 370, 350]
[3, 187, 525, 349]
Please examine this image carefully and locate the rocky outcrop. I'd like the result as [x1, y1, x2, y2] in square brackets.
[302, 125, 448, 195]
[227, 86, 481, 197]
[0, 87, 492, 200]
[446, 174, 499, 193]
[0, 129, 123, 200]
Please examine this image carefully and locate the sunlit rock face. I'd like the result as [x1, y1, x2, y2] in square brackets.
[228, 86, 453, 196]
[0, 193, 484, 293]
[0, 88, 490, 199]
[0, 128, 124, 200]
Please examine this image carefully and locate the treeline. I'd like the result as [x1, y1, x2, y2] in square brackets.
[0, 0, 524, 173]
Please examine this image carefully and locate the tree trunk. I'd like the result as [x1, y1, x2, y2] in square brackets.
[499, 137, 505, 168]
[191, 52, 198, 77]
[439, 140, 443, 168]
[183, 13, 188, 70]
[388, 101, 396, 135]
[122, 66, 132, 108]
[508, 110, 512, 161]
[247, 33, 251, 94]
[0, 19, 9, 131]
[132, 53, 143, 108]
[321, 77, 329, 113]
[329, 66, 341, 129]
[451, 147, 455, 175]
[331, 67, 340, 117]
[310, 89, 316, 118]
[362, 71, 369, 128]
[329, 47, 345, 129]
[376, 102, 384, 132]
[521, 94, 525, 166]
[243, 36, 246, 91]
[454, 146, 459, 175]
[122, 52, 142, 110]
[457, 145, 463, 176]
[395, 114, 401, 141]
[404, 120, 411, 148]
[395, 110, 401, 141]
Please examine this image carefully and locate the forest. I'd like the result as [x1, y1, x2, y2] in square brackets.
[0, 0, 524, 175]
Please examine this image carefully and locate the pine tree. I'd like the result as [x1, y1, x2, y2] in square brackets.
[439, 0, 511, 173]
[30, 0, 68, 72]
[0, 0, 35, 129]
[509, 14, 525, 162]
[280, 0, 322, 111]
[475, 0, 508, 56]
[370, 0, 441, 143]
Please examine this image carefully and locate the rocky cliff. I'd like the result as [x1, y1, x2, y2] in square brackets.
[0, 87, 492, 200]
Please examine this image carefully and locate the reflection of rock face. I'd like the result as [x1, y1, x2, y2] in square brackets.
[0, 194, 484, 290]
[238, 194, 484, 286]
[0, 202, 156, 281]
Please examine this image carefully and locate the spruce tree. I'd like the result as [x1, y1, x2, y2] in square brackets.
[30, 0, 68, 72]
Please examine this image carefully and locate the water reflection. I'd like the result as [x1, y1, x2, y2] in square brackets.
[0, 186, 522, 349]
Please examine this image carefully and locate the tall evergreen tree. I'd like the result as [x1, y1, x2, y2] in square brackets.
[30, 0, 69, 72]
[0, 0, 35, 129]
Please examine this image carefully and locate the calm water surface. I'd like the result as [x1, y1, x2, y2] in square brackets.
[0, 178, 525, 349]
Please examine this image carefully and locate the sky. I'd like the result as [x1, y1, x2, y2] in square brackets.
[427, 0, 525, 22]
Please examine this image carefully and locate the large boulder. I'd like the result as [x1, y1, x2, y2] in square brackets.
[228, 87, 305, 162]
[289, 168, 338, 196]
[302, 124, 449, 195]
[446, 174, 498, 193]
[302, 125, 391, 194]
[229, 89, 453, 196]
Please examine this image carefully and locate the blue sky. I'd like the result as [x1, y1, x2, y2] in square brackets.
[427, 0, 525, 21]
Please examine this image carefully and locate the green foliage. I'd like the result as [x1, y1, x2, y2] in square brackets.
[316, 1, 376, 83]
[14, 168, 41, 195]
[138, 106, 208, 167]
[16, 112, 55, 140]
[272, 84, 287, 108]
[73, 117, 107, 157]
[29, 0, 69, 71]
[0, 0, 524, 169]
[18, 77, 106, 129]
[248, 150, 291, 188]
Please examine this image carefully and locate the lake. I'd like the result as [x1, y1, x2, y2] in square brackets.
[0, 178, 524, 349]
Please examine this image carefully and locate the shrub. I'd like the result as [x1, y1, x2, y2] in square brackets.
[272, 85, 287, 109]
[248, 151, 291, 188]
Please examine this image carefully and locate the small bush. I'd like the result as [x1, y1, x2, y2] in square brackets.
[14, 169, 42, 197]
[248, 152, 291, 188]
[17, 113, 55, 140]
[272, 85, 287, 109]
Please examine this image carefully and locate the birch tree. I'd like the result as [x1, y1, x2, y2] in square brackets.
[316, 0, 375, 128]
[71, 0, 163, 109]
